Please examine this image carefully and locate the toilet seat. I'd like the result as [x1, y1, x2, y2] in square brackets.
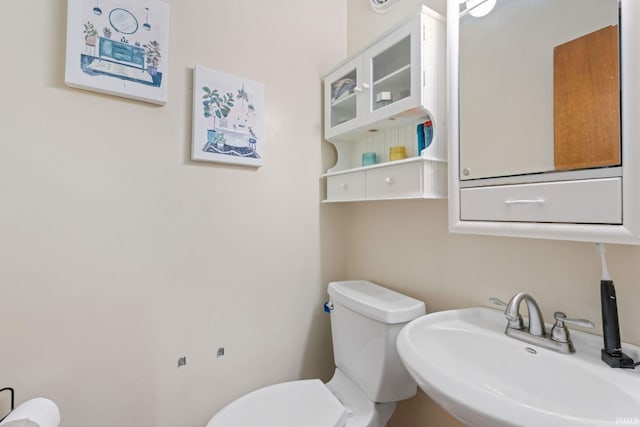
[207, 379, 348, 427]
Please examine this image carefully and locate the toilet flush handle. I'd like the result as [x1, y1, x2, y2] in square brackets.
[323, 301, 334, 313]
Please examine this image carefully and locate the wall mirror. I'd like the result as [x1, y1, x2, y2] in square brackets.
[448, 0, 640, 244]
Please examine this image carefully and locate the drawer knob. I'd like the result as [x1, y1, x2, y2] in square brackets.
[385, 177, 394, 184]
[504, 199, 545, 205]
[339, 183, 348, 189]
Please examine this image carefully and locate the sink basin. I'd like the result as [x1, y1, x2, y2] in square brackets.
[397, 307, 640, 427]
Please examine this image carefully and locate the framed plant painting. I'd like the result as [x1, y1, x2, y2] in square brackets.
[65, 0, 170, 105]
[192, 65, 265, 168]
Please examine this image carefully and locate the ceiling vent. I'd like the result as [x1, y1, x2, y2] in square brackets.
[370, 0, 398, 13]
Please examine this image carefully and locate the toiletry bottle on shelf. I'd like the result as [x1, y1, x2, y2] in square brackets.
[416, 122, 425, 153]
[417, 120, 434, 156]
[423, 120, 433, 150]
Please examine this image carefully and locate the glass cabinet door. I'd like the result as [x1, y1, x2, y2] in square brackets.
[371, 35, 411, 111]
[364, 21, 420, 122]
[324, 59, 363, 138]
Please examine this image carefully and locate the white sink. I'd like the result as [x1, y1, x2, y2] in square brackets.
[396, 307, 640, 427]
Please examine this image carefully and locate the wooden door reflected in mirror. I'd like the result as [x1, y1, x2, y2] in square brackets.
[554, 25, 621, 171]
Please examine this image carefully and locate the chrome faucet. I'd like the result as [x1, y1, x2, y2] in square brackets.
[504, 292, 545, 337]
[490, 293, 594, 354]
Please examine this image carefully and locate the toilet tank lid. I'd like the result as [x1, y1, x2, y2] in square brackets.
[328, 280, 426, 324]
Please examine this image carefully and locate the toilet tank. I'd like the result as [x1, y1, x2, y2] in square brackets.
[328, 280, 426, 403]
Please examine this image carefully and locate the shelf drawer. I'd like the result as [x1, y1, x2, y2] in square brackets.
[366, 161, 422, 198]
[327, 171, 365, 201]
[460, 177, 622, 224]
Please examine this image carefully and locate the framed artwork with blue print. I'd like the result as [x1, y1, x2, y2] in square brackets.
[191, 65, 265, 168]
[65, 0, 170, 105]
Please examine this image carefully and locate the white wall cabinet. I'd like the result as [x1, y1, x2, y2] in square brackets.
[447, 0, 640, 244]
[322, 6, 447, 203]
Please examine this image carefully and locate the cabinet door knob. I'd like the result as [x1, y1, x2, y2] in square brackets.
[362, 83, 370, 89]
[354, 86, 363, 93]
[339, 183, 348, 189]
[385, 177, 394, 184]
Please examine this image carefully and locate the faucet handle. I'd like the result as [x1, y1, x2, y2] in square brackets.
[553, 312, 595, 329]
[490, 296, 524, 330]
[551, 312, 594, 344]
[488, 297, 508, 307]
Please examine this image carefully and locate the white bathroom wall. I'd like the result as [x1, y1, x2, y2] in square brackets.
[0, 1, 346, 426]
[345, 2, 640, 426]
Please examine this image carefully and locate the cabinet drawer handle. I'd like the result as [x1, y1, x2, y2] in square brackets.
[339, 183, 348, 189]
[504, 199, 545, 205]
[385, 177, 394, 184]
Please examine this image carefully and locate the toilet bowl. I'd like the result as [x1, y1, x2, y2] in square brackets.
[207, 280, 426, 427]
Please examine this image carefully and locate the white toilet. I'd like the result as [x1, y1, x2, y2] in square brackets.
[207, 280, 426, 427]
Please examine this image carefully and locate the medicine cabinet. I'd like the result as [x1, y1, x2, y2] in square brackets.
[322, 6, 447, 202]
[447, 0, 640, 244]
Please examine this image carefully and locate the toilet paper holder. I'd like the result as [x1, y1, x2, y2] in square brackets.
[0, 387, 15, 422]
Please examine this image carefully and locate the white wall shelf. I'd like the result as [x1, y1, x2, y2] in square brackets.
[322, 6, 447, 203]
